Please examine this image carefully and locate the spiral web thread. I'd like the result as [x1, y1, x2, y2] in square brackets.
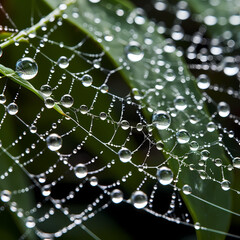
[1, 0, 240, 239]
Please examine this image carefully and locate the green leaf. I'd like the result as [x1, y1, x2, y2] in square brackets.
[41, 0, 233, 239]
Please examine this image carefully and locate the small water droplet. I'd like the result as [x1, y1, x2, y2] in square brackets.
[152, 110, 171, 130]
[174, 96, 187, 111]
[46, 133, 62, 151]
[60, 94, 74, 108]
[57, 56, 69, 69]
[207, 122, 217, 132]
[118, 148, 132, 163]
[0, 94, 6, 104]
[74, 164, 88, 178]
[156, 140, 164, 150]
[201, 150, 210, 160]
[156, 166, 173, 185]
[1, 190, 11, 202]
[111, 189, 123, 204]
[121, 120, 130, 130]
[89, 176, 98, 186]
[176, 129, 190, 144]
[16, 57, 38, 80]
[217, 102, 230, 117]
[99, 112, 107, 120]
[221, 180, 230, 191]
[222, 57, 239, 76]
[81, 74, 93, 87]
[30, 125, 37, 134]
[189, 141, 199, 151]
[131, 190, 148, 209]
[233, 157, 240, 169]
[80, 105, 88, 114]
[197, 74, 210, 89]
[194, 222, 201, 230]
[182, 184, 192, 195]
[25, 216, 36, 228]
[100, 84, 109, 93]
[125, 41, 144, 62]
[42, 185, 51, 197]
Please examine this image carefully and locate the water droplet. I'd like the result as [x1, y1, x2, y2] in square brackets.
[60, 94, 74, 108]
[156, 166, 173, 185]
[111, 189, 123, 204]
[38, 173, 46, 183]
[46, 133, 62, 151]
[171, 25, 184, 41]
[204, 15, 217, 26]
[25, 216, 36, 228]
[131, 190, 148, 209]
[197, 74, 210, 89]
[194, 222, 201, 230]
[81, 74, 93, 87]
[156, 140, 164, 150]
[89, 0, 101, 3]
[189, 141, 199, 151]
[221, 180, 230, 191]
[222, 57, 238, 76]
[80, 105, 88, 114]
[74, 164, 88, 178]
[99, 112, 107, 120]
[132, 88, 142, 100]
[0, 94, 6, 104]
[174, 96, 187, 111]
[42, 185, 51, 197]
[217, 102, 230, 117]
[40, 84, 52, 96]
[201, 150, 210, 160]
[125, 41, 144, 62]
[164, 69, 176, 82]
[7, 103, 18, 115]
[176, 129, 190, 144]
[57, 56, 69, 69]
[207, 122, 217, 132]
[1, 190, 11, 202]
[100, 84, 109, 93]
[233, 157, 240, 169]
[121, 120, 130, 130]
[118, 148, 132, 163]
[182, 184, 192, 195]
[136, 123, 143, 131]
[30, 125, 37, 134]
[89, 176, 98, 186]
[154, 0, 166, 11]
[215, 158, 222, 167]
[16, 57, 38, 80]
[152, 110, 171, 130]
[44, 97, 55, 109]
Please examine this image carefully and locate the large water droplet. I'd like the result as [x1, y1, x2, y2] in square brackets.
[156, 166, 173, 185]
[40, 84, 52, 97]
[57, 56, 69, 69]
[121, 120, 130, 130]
[44, 97, 55, 109]
[81, 74, 93, 87]
[42, 185, 51, 197]
[111, 189, 123, 204]
[74, 164, 88, 178]
[89, 176, 98, 186]
[7, 103, 18, 115]
[217, 102, 230, 117]
[176, 129, 190, 144]
[1, 190, 11, 202]
[60, 94, 74, 108]
[16, 57, 38, 80]
[197, 74, 210, 89]
[152, 110, 171, 130]
[118, 148, 132, 162]
[125, 41, 144, 62]
[131, 191, 148, 209]
[0, 94, 6, 104]
[46, 133, 62, 151]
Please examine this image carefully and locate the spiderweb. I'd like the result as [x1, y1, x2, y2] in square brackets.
[0, 0, 240, 239]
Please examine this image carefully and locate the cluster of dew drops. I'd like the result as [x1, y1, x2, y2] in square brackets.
[1, 0, 240, 236]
